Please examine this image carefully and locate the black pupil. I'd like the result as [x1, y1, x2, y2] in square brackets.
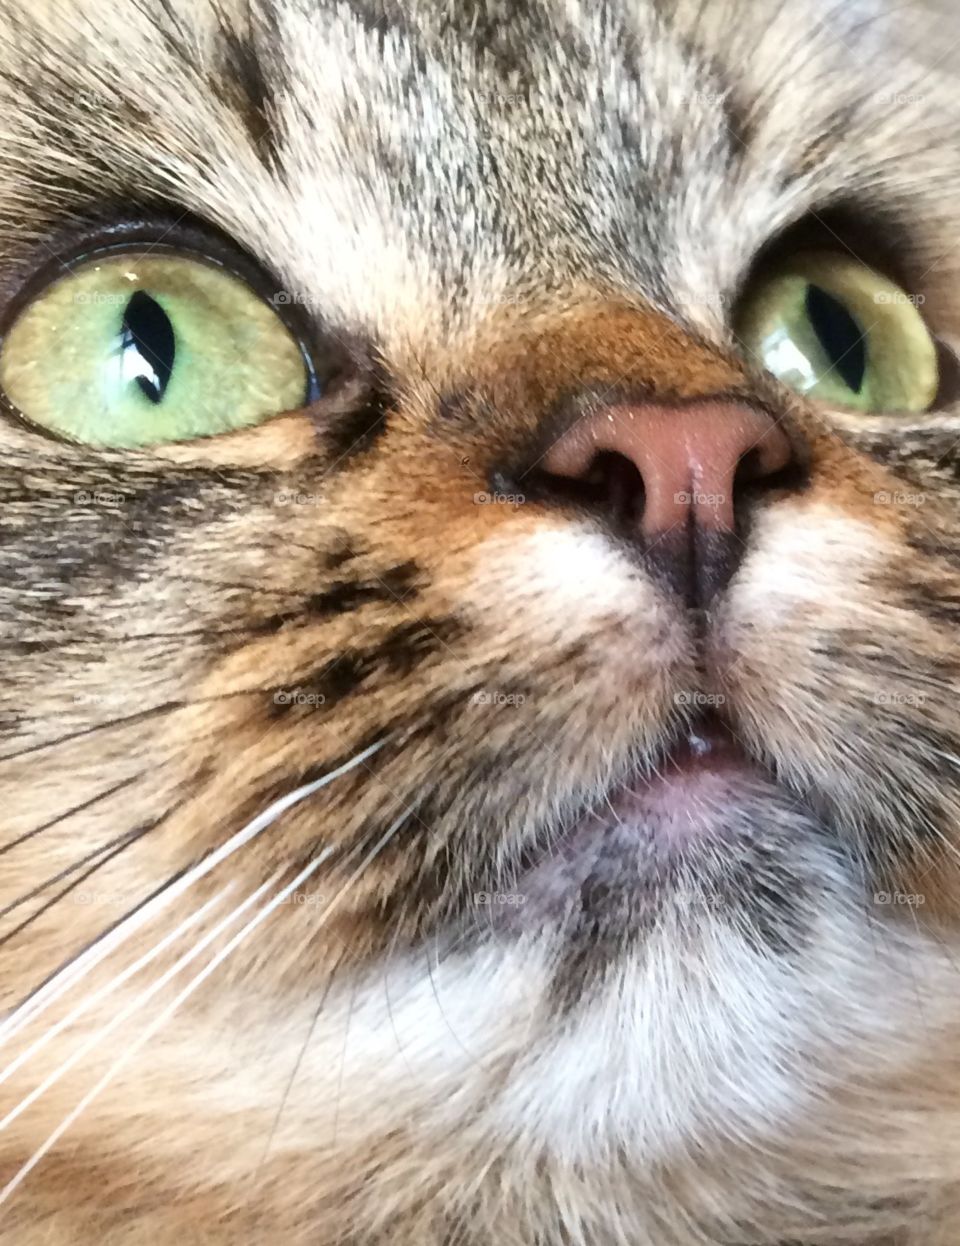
[804, 283, 866, 394]
[120, 291, 176, 404]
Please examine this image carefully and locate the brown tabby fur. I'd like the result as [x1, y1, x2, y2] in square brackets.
[3, 0, 960, 1242]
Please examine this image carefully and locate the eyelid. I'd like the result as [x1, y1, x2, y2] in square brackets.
[0, 213, 349, 400]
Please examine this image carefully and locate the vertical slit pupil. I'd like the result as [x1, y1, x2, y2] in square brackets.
[804, 283, 866, 394]
[121, 291, 176, 404]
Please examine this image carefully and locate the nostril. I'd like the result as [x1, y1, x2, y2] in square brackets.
[734, 442, 806, 497]
[534, 450, 645, 531]
[731, 438, 807, 546]
[597, 451, 645, 530]
[734, 447, 765, 485]
[534, 397, 802, 562]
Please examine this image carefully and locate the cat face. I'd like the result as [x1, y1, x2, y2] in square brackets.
[3, 1, 960, 1243]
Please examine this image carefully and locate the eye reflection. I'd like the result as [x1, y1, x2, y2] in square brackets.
[111, 290, 176, 404]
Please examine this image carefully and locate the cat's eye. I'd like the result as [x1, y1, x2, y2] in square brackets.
[0, 247, 310, 446]
[736, 250, 939, 414]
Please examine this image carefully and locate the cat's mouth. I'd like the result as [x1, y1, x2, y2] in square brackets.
[484, 712, 815, 934]
[556, 710, 767, 852]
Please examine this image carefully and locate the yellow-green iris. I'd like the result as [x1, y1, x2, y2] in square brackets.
[736, 250, 938, 413]
[0, 249, 308, 447]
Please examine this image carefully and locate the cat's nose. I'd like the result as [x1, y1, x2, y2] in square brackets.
[539, 400, 794, 606]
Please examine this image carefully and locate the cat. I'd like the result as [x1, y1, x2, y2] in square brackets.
[2, 0, 960, 1241]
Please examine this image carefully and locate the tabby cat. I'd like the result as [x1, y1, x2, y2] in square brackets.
[2, 0, 960, 1242]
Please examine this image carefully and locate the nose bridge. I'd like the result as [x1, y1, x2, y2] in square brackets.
[454, 299, 752, 423]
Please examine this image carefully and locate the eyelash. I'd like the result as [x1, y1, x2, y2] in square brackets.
[733, 207, 960, 412]
[5, 200, 958, 447]
[0, 210, 351, 402]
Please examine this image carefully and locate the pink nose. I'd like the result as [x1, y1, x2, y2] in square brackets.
[540, 400, 794, 603]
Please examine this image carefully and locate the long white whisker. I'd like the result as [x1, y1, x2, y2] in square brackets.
[0, 873, 291, 1134]
[0, 852, 333, 1209]
[0, 739, 384, 1048]
[255, 806, 414, 1168]
[0, 887, 230, 1092]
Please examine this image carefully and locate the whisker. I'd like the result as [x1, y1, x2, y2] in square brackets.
[0, 775, 142, 857]
[0, 821, 162, 953]
[0, 875, 281, 1134]
[254, 804, 412, 1168]
[0, 888, 230, 1092]
[4, 682, 333, 736]
[0, 739, 385, 1048]
[0, 624, 272, 654]
[256, 947, 346, 1173]
[0, 825, 153, 923]
[0, 703, 182, 761]
[165, 576, 315, 598]
[36, 579, 306, 601]
[1, 685, 303, 760]
[0, 864, 195, 1047]
[0, 853, 335, 1208]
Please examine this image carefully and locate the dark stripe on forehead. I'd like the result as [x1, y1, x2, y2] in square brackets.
[215, 14, 286, 174]
[339, 0, 587, 85]
[336, 0, 424, 56]
[662, 29, 756, 162]
[435, 0, 587, 76]
[784, 104, 860, 189]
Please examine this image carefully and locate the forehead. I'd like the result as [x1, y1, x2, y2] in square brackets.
[0, 0, 945, 354]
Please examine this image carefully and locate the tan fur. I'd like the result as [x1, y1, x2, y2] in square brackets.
[3, 0, 960, 1243]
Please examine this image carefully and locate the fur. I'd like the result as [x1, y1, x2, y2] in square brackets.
[3, 0, 960, 1242]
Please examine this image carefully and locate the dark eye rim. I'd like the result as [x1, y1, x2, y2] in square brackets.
[732, 206, 960, 413]
[0, 211, 356, 437]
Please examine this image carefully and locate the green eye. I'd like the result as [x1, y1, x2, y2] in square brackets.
[736, 250, 938, 414]
[0, 249, 310, 446]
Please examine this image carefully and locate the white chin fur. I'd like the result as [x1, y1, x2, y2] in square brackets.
[317, 860, 953, 1176]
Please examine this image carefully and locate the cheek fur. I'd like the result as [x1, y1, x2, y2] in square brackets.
[718, 497, 960, 914]
[6, 0, 960, 1239]
[461, 522, 688, 669]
